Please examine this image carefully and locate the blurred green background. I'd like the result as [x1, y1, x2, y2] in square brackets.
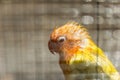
[0, 0, 120, 80]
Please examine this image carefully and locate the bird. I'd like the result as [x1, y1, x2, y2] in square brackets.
[48, 21, 120, 80]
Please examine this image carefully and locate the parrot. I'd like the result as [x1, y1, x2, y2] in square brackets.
[48, 22, 120, 80]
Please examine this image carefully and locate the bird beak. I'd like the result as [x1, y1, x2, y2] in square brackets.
[48, 40, 56, 54]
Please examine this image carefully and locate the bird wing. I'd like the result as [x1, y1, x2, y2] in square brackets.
[68, 48, 120, 80]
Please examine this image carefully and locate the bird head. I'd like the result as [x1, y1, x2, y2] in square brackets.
[48, 22, 91, 55]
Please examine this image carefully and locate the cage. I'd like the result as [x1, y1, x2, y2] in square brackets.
[0, 0, 120, 80]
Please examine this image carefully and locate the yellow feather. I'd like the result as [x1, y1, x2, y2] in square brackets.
[67, 40, 120, 80]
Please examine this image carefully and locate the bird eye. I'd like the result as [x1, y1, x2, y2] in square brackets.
[57, 36, 66, 43]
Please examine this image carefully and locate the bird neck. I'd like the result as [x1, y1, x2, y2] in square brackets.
[59, 47, 79, 64]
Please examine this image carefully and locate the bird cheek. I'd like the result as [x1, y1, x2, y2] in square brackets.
[79, 39, 88, 49]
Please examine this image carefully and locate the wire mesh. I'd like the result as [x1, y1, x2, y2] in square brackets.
[0, 0, 119, 80]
